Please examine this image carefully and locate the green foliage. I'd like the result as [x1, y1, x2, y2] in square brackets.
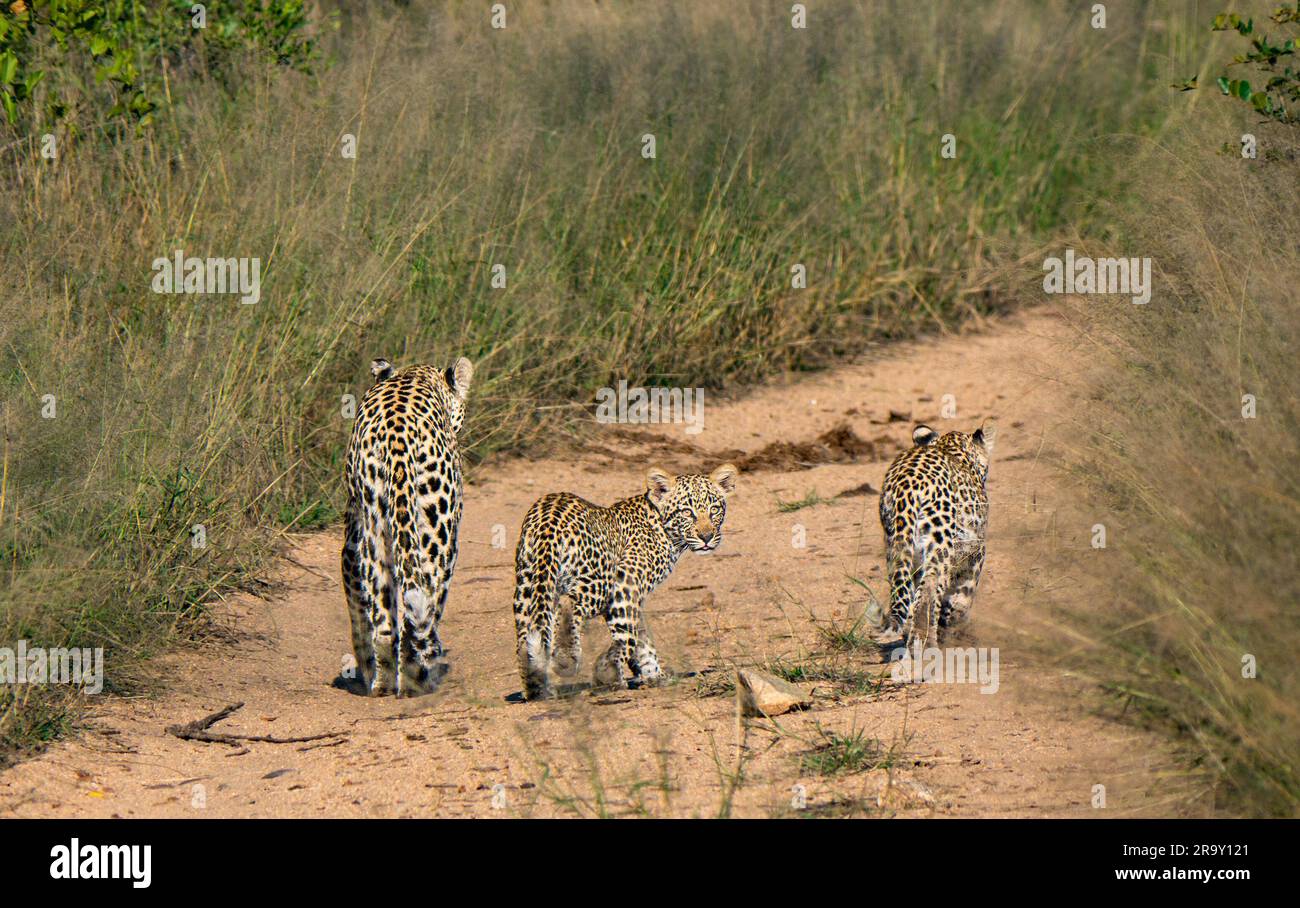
[800, 725, 889, 776]
[1182, 5, 1300, 122]
[775, 489, 832, 513]
[0, 0, 316, 130]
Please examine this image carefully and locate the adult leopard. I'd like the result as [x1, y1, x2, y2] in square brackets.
[341, 357, 473, 697]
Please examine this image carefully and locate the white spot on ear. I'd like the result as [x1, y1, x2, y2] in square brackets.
[912, 425, 937, 446]
[451, 357, 474, 399]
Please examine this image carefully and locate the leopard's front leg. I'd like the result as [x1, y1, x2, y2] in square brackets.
[633, 614, 663, 686]
[593, 584, 662, 688]
[594, 581, 639, 688]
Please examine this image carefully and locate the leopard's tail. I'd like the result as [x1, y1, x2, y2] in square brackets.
[386, 446, 452, 696]
[887, 521, 940, 644]
[512, 526, 559, 700]
[886, 535, 918, 633]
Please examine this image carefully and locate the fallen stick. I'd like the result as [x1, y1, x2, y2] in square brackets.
[166, 702, 347, 748]
[297, 738, 347, 753]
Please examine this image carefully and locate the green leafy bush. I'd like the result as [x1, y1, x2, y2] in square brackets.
[0, 0, 316, 129]
[1176, 4, 1300, 122]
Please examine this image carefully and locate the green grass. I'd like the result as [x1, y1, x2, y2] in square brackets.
[817, 607, 879, 652]
[800, 725, 891, 776]
[764, 655, 884, 697]
[775, 489, 833, 513]
[0, 0, 1205, 759]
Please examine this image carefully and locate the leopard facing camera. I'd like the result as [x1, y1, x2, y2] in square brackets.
[510, 462, 741, 700]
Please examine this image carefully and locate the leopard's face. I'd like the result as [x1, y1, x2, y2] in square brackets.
[646, 464, 739, 552]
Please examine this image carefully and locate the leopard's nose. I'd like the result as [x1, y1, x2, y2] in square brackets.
[698, 529, 715, 544]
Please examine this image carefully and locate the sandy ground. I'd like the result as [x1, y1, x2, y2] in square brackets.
[0, 309, 1211, 818]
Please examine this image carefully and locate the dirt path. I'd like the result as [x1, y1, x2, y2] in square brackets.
[0, 310, 1204, 818]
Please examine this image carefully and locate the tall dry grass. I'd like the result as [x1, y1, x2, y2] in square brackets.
[0, 0, 1199, 757]
[1048, 102, 1299, 815]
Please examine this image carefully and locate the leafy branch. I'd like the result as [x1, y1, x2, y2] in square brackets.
[1173, 4, 1299, 124]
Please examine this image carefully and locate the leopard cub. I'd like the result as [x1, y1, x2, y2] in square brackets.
[511, 464, 738, 700]
[879, 422, 995, 646]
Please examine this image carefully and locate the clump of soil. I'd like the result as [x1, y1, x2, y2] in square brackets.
[725, 424, 896, 472]
[604, 427, 701, 457]
[835, 481, 880, 498]
[592, 424, 898, 474]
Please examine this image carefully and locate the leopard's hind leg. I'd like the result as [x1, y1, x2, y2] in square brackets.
[910, 550, 953, 652]
[553, 579, 609, 678]
[885, 539, 919, 638]
[551, 597, 583, 677]
[341, 505, 376, 691]
[939, 544, 984, 633]
[344, 498, 397, 695]
[513, 547, 560, 700]
[395, 522, 456, 697]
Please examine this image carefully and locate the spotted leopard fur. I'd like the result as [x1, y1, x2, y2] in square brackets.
[341, 356, 473, 697]
[511, 464, 739, 700]
[879, 422, 995, 645]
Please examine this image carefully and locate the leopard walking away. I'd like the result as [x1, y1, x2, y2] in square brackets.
[879, 422, 995, 646]
[341, 357, 473, 697]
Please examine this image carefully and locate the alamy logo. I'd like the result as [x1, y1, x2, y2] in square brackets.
[594, 380, 705, 435]
[50, 839, 151, 888]
[151, 249, 261, 304]
[890, 641, 1000, 694]
[0, 640, 103, 694]
[1042, 248, 1151, 304]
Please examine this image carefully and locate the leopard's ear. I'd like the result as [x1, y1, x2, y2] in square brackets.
[645, 466, 674, 508]
[709, 463, 739, 495]
[912, 424, 938, 446]
[445, 357, 473, 400]
[370, 359, 394, 381]
[973, 420, 996, 455]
